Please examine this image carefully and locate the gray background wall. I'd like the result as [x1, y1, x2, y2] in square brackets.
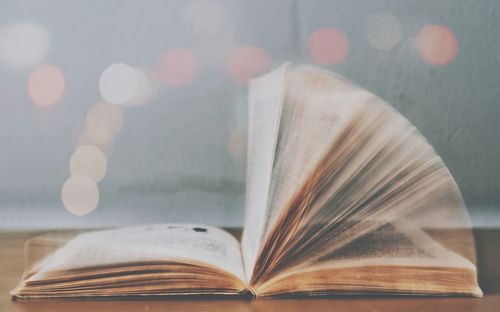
[0, 0, 499, 230]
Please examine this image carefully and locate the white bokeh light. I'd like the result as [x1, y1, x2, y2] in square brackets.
[365, 12, 402, 50]
[61, 175, 99, 216]
[70, 145, 107, 183]
[99, 63, 139, 105]
[0, 22, 50, 67]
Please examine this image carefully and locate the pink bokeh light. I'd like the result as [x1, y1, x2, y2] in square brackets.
[417, 24, 458, 66]
[308, 28, 349, 65]
[156, 49, 199, 87]
[226, 46, 271, 83]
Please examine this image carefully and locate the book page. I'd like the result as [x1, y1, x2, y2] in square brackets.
[26, 223, 246, 283]
[241, 64, 288, 282]
[248, 66, 365, 284]
[262, 66, 363, 236]
[319, 220, 475, 269]
[249, 66, 479, 291]
[255, 220, 482, 297]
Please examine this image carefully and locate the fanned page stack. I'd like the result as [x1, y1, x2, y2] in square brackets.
[12, 64, 482, 299]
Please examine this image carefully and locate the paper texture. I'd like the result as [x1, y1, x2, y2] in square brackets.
[241, 64, 288, 282]
[27, 223, 245, 283]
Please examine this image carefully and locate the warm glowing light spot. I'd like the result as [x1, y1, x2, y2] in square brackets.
[70, 145, 107, 183]
[0, 22, 50, 67]
[365, 12, 402, 50]
[27, 64, 65, 107]
[227, 128, 247, 162]
[226, 46, 270, 83]
[128, 67, 155, 106]
[86, 101, 124, 137]
[157, 49, 198, 87]
[183, 0, 225, 40]
[183, 0, 232, 65]
[308, 28, 349, 65]
[61, 175, 99, 216]
[417, 24, 458, 66]
[78, 127, 113, 151]
[74, 123, 114, 158]
[99, 63, 139, 105]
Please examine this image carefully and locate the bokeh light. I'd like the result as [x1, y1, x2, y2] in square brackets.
[157, 49, 199, 87]
[70, 145, 107, 183]
[128, 67, 155, 106]
[77, 127, 113, 151]
[27, 64, 65, 107]
[61, 175, 99, 216]
[183, 0, 226, 40]
[308, 28, 349, 65]
[417, 24, 458, 66]
[226, 46, 270, 83]
[365, 12, 402, 50]
[0, 22, 50, 67]
[86, 101, 124, 137]
[99, 63, 139, 105]
[183, 0, 232, 64]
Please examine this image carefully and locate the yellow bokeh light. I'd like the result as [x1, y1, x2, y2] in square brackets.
[86, 101, 124, 137]
[77, 127, 113, 150]
[70, 145, 107, 183]
[365, 12, 402, 50]
[61, 175, 99, 216]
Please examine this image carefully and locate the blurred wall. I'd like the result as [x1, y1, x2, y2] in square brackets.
[0, 0, 499, 229]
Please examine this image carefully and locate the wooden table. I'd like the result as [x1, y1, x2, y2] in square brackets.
[0, 229, 498, 311]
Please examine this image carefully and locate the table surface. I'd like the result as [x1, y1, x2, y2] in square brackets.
[0, 228, 499, 312]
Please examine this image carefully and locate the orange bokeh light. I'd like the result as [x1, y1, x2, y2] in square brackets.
[226, 46, 271, 84]
[27, 64, 65, 107]
[157, 49, 199, 87]
[308, 28, 349, 65]
[417, 24, 458, 66]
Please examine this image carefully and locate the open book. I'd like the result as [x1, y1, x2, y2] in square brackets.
[11, 64, 482, 298]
